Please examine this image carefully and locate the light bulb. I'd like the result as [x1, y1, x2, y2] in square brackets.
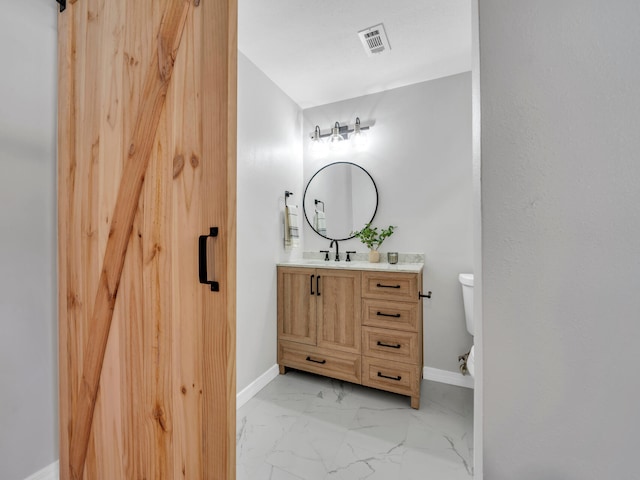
[310, 125, 328, 157]
[350, 117, 368, 150]
[329, 122, 345, 151]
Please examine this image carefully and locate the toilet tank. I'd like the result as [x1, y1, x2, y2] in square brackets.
[458, 273, 474, 336]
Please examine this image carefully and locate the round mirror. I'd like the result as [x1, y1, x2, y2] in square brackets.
[303, 162, 378, 241]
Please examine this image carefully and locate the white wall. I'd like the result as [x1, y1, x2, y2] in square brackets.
[480, 1, 640, 478]
[0, 1, 58, 479]
[303, 74, 474, 373]
[236, 53, 303, 392]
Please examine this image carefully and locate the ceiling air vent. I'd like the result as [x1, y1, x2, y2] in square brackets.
[358, 23, 391, 57]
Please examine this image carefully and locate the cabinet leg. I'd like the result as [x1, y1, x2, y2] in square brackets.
[411, 396, 420, 410]
[279, 364, 287, 375]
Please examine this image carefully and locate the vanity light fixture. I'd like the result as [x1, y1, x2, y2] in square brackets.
[309, 118, 371, 155]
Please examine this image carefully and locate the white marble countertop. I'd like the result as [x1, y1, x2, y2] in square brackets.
[277, 259, 424, 273]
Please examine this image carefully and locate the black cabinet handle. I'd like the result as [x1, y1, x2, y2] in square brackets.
[376, 311, 401, 318]
[377, 341, 401, 349]
[316, 275, 321, 296]
[306, 356, 326, 365]
[310, 275, 315, 295]
[419, 291, 432, 299]
[376, 283, 401, 289]
[198, 227, 219, 292]
[377, 372, 402, 381]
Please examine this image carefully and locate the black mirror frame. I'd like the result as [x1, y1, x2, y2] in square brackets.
[302, 161, 379, 242]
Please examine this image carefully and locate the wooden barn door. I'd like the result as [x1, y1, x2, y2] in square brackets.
[57, 0, 236, 478]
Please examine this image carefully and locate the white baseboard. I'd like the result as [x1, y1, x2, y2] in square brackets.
[24, 461, 58, 480]
[423, 366, 474, 389]
[236, 364, 280, 409]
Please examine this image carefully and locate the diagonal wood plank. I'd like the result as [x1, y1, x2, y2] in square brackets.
[67, 1, 192, 478]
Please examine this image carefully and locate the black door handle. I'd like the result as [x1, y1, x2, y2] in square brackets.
[316, 275, 321, 296]
[377, 372, 402, 381]
[199, 227, 219, 292]
[310, 275, 315, 295]
[376, 312, 401, 318]
[377, 341, 401, 349]
[306, 356, 326, 364]
[376, 283, 401, 289]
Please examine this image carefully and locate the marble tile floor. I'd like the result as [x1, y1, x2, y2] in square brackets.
[237, 370, 474, 480]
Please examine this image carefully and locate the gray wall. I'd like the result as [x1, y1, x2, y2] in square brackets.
[480, 1, 640, 478]
[303, 73, 474, 374]
[236, 52, 303, 392]
[0, 1, 58, 479]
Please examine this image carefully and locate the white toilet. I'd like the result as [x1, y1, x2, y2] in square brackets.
[459, 273, 475, 377]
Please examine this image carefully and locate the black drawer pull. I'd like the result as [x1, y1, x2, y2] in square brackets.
[316, 275, 321, 296]
[199, 227, 219, 292]
[377, 372, 402, 381]
[376, 311, 401, 318]
[310, 275, 315, 295]
[306, 356, 326, 365]
[376, 283, 401, 289]
[377, 341, 401, 349]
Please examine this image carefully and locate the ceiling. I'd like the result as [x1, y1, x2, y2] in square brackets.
[238, 0, 472, 109]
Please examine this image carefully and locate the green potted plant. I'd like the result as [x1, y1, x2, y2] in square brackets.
[352, 223, 396, 263]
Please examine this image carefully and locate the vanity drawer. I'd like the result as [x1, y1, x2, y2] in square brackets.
[361, 271, 419, 302]
[362, 327, 420, 364]
[362, 298, 419, 331]
[278, 340, 361, 384]
[361, 357, 421, 398]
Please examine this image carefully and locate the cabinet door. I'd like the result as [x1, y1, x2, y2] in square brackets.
[317, 270, 362, 354]
[278, 267, 317, 345]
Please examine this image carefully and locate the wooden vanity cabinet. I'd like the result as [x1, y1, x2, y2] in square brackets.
[278, 265, 423, 409]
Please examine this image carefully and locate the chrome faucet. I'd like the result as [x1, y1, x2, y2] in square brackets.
[329, 240, 340, 261]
